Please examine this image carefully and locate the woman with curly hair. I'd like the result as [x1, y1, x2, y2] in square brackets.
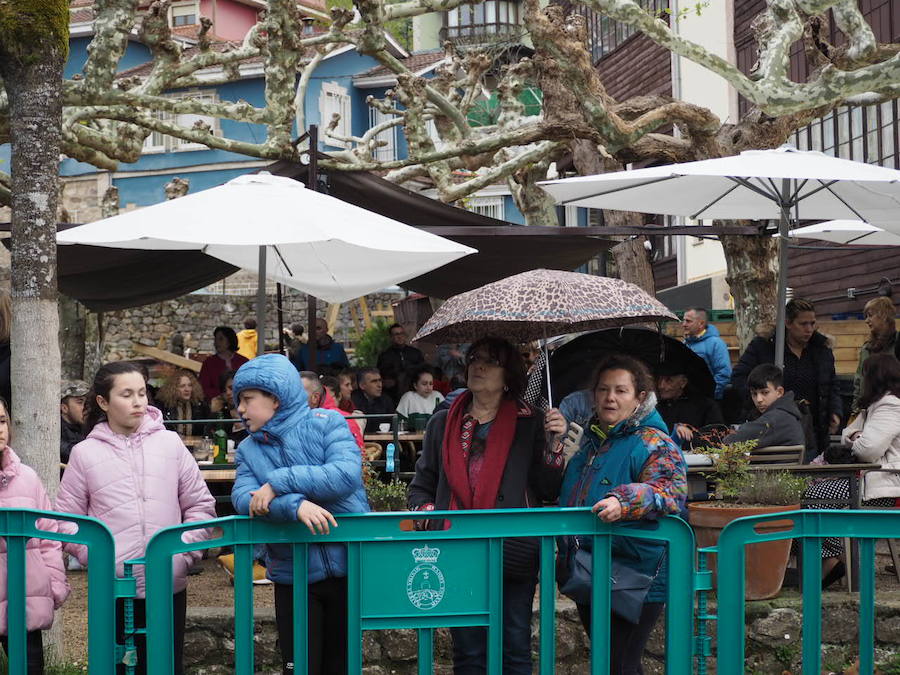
[157, 369, 210, 437]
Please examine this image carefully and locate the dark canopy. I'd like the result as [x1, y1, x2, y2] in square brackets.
[269, 161, 613, 298]
[0, 232, 238, 311]
[5, 162, 611, 310]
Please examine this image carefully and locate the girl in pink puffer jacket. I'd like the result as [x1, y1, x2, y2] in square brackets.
[0, 397, 69, 674]
[56, 361, 216, 675]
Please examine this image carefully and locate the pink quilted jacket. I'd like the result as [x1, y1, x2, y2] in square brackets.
[55, 407, 216, 598]
[0, 447, 69, 633]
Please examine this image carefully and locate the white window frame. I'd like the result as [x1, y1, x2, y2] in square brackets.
[170, 0, 199, 26]
[425, 118, 447, 151]
[141, 90, 220, 154]
[368, 108, 397, 162]
[319, 82, 352, 149]
[466, 196, 505, 220]
[564, 205, 579, 227]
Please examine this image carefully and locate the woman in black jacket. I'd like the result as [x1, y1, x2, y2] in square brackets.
[408, 337, 564, 675]
[731, 298, 841, 455]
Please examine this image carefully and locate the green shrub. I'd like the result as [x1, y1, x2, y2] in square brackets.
[700, 440, 805, 505]
[735, 471, 806, 506]
[362, 462, 408, 512]
[351, 319, 391, 367]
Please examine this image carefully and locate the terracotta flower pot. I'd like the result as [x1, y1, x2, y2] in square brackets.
[688, 502, 800, 600]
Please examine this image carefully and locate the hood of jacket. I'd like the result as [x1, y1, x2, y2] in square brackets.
[0, 445, 21, 481]
[232, 354, 310, 441]
[685, 323, 721, 344]
[765, 390, 802, 421]
[606, 392, 667, 438]
[87, 405, 167, 446]
[320, 389, 339, 411]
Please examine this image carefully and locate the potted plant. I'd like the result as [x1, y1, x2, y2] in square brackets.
[687, 438, 806, 600]
[363, 463, 409, 512]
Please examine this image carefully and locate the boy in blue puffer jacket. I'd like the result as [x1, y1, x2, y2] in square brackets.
[230, 354, 369, 675]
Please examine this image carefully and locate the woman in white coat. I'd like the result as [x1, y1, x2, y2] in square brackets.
[805, 353, 900, 588]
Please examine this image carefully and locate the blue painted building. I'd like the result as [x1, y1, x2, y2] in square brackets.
[5, 7, 587, 231]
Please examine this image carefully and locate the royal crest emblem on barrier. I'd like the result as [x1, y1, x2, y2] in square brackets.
[406, 545, 446, 610]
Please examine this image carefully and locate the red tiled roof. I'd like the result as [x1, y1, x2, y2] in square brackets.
[71, 0, 324, 18]
[70, 7, 94, 23]
[356, 50, 446, 79]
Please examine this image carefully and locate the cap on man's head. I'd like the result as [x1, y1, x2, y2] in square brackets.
[655, 361, 687, 378]
[61, 380, 89, 401]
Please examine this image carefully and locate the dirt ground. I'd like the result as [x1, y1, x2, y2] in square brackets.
[60, 555, 275, 662]
[58, 544, 900, 664]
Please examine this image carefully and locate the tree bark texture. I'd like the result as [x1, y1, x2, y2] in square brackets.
[610, 235, 655, 296]
[0, 1, 68, 502]
[721, 229, 778, 350]
[59, 296, 85, 380]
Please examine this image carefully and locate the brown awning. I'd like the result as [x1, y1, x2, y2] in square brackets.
[268, 161, 614, 299]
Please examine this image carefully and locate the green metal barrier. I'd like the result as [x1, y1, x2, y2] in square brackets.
[0, 509, 126, 674]
[142, 508, 696, 674]
[712, 509, 900, 675]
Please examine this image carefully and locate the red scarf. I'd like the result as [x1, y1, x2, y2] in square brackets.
[441, 390, 518, 510]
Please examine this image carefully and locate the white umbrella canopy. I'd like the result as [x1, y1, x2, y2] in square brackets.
[539, 146, 900, 366]
[57, 172, 477, 304]
[788, 220, 900, 246]
[540, 146, 900, 222]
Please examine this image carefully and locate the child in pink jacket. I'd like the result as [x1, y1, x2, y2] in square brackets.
[0, 397, 69, 675]
[56, 361, 216, 675]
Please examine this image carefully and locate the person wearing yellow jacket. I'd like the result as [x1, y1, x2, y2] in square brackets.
[237, 318, 258, 359]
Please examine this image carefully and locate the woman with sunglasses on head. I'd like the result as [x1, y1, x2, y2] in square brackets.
[408, 336, 565, 675]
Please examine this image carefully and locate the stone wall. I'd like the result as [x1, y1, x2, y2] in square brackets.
[100, 288, 403, 364]
[183, 592, 900, 674]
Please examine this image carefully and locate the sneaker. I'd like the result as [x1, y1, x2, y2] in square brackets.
[217, 554, 272, 585]
[253, 562, 272, 585]
[217, 553, 235, 586]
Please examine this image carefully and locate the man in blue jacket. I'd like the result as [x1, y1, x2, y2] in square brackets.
[291, 318, 350, 375]
[231, 354, 369, 675]
[682, 308, 732, 400]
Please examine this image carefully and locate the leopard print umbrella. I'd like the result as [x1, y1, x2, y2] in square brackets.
[413, 268, 677, 344]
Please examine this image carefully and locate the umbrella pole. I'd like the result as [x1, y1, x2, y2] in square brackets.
[543, 327, 553, 409]
[307, 294, 318, 372]
[256, 246, 266, 357]
[774, 178, 791, 368]
[306, 124, 319, 373]
[277, 283, 285, 354]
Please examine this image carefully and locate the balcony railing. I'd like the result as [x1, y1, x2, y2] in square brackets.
[439, 21, 522, 45]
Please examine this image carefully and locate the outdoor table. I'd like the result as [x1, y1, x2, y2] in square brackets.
[773, 463, 882, 592]
[198, 464, 237, 483]
[363, 432, 425, 443]
[691, 462, 882, 591]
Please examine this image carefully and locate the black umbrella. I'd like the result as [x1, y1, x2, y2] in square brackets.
[548, 328, 715, 404]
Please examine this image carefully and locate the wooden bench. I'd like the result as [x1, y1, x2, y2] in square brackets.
[748, 444, 805, 465]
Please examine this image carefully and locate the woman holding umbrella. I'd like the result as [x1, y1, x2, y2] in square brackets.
[546, 354, 687, 674]
[408, 337, 565, 674]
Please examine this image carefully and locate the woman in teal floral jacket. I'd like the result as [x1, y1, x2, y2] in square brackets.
[547, 353, 687, 675]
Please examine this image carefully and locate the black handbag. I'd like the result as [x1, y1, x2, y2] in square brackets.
[556, 535, 661, 624]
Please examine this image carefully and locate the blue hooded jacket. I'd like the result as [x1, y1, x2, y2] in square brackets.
[685, 323, 732, 399]
[230, 354, 369, 585]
